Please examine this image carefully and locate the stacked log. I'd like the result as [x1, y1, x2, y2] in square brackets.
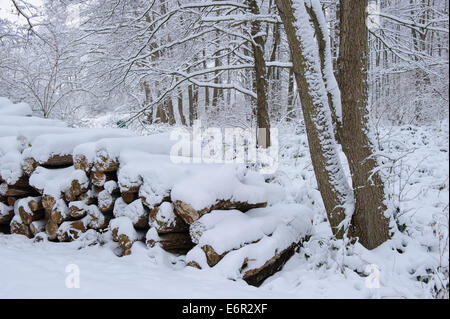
[0, 107, 313, 287]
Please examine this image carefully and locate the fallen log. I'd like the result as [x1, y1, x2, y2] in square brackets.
[242, 242, 299, 287]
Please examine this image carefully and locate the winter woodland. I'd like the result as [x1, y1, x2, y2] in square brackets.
[0, 0, 448, 299]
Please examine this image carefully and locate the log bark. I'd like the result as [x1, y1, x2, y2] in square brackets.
[242, 242, 297, 287]
[22, 155, 73, 175]
[148, 232, 194, 254]
[121, 191, 139, 204]
[42, 155, 73, 168]
[173, 200, 267, 224]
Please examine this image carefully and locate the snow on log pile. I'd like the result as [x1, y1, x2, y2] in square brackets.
[0, 97, 314, 286]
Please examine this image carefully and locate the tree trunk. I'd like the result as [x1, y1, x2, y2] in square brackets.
[167, 96, 176, 125]
[286, 67, 295, 120]
[306, 2, 343, 144]
[188, 85, 195, 126]
[178, 87, 187, 126]
[338, 0, 390, 249]
[275, 0, 353, 238]
[247, 0, 271, 148]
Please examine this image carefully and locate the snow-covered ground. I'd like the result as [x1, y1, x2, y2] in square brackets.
[0, 118, 448, 299]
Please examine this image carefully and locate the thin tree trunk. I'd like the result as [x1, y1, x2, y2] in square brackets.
[178, 87, 187, 126]
[338, 0, 390, 249]
[167, 95, 176, 125]
[247, 0, 271, 148]
[188, 85, 195, 126]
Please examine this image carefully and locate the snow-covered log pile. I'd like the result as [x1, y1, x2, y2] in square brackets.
[0, 97, 314, 286]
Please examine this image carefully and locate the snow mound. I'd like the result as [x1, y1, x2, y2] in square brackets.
[29, 166, 89, 197]
[22, 128, 134, 164]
